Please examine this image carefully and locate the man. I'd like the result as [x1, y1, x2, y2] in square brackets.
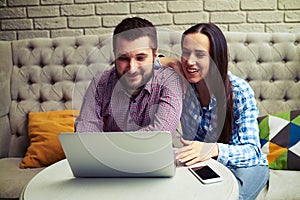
[75, 17, 183, 134]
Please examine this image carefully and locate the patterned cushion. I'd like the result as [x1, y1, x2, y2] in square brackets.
[258, 110, 300, 170]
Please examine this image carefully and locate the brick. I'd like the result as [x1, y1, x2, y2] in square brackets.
[142, 13, 173, 26]
[285, 11, 300, 22]
[279, 0, 300, 10]
[168, 1, 202, 12]
[68, 16, 101, 28]
[131, 2, 166, 13]
[85, 27, 114, 36]
[159, 25, 189, 32]
[34, 18, 67, 29]
[75, 0, 106, 3]
[7, 0, 39, 6]
[229, 24, 265, 32]
[110, 0, 140, 2]
[41, 0, 73, 5]
[211, 12, 246, 23]
[102, 15, 129, 27]
[0, 31, 16, 41]
[266, 23, 300, 33]
[0, 0, 7, 7]
[204, 0, 239, 11]
[215, 24, 228, 32]
[241, 0, 276, 10]
[248, 11, 283, 23]
[174, 12, 208, 25]
[28, 6, 59, 18]
[1, 19, 33, 30]
[96, 3, 129, 15]
[61, 5, 94, 16]
[18, 30, 49, 39]
[51, 29, 83, 38]
[0, 7, 26, 19]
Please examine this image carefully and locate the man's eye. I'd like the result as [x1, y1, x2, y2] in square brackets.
[136, 55, 147, 61]
[117, 56, 129, 61]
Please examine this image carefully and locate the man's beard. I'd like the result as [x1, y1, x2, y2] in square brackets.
[117, 68, 153, 93]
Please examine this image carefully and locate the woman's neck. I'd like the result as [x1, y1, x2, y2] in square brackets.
[194, 80, 210, 107]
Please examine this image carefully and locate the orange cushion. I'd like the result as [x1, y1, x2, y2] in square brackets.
[20, 110, 79, 169]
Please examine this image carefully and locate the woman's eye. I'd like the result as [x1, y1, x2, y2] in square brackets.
[195, 52, 205, 58]
[182, 51, 190, 58]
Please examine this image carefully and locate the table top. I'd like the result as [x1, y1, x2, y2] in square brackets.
[21, 159, 238, 200]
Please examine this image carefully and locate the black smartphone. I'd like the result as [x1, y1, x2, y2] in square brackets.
[188, 165, 223, 184]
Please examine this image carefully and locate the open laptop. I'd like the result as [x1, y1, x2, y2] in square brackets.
[58, 131, 176, 178]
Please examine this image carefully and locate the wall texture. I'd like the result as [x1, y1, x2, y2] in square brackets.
[0, 0, 299, 41]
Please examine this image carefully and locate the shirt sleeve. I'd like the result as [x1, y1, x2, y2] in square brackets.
[217, 81, 263, 168]
[75, 75, 104, 132]
[139, 69, 183, 135]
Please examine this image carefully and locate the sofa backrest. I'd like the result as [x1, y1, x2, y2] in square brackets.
[0, 31, 299, 158]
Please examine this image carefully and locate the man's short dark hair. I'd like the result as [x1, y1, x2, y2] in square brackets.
[113, 17, 157, 51]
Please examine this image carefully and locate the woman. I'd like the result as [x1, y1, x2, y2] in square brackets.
[160, 23, 269, 200]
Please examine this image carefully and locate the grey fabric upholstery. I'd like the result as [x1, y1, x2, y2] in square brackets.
[0, 32, 299, 199]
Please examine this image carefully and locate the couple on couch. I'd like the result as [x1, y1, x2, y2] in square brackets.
[75, 16, 269, 200]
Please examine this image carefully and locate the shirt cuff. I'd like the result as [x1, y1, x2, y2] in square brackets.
[217, 143, 229, 166]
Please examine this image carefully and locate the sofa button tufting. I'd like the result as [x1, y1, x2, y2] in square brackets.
[294, 41, 299, 46]
[244, 42, 249, 46]
[269, 41, 274, 46]
[282, 58, 287, 63]
[295, 77, 299, 82]
[256, 59, 262, 64]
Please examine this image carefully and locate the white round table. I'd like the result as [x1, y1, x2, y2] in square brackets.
[21, 159, 238, 200]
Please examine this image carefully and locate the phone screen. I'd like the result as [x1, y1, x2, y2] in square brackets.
[191, 165, 220, 180]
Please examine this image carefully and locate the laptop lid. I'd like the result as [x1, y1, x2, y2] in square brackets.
[58, 132, 176, 178]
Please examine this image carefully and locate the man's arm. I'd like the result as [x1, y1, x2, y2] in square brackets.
[139, 68, 183, 134]
[75, 75, 104, 132]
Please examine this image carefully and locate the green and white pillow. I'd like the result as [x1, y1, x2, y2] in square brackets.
[258, 110, 300, 170]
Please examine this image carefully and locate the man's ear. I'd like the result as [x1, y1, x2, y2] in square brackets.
[153, 49, 158, 61]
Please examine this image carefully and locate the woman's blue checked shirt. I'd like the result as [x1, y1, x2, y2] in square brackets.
[181, 72, 268, 169]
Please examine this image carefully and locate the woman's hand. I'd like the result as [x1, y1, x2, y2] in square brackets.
[159, 57, 184, 76]
[176, 137, 219, 166]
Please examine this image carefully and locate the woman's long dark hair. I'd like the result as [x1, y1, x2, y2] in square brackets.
[181, 23, 233, 143]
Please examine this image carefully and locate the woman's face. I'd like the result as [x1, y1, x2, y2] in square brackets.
[181, 33, 210, 83]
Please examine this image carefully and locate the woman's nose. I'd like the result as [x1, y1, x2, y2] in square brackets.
[187, 54, 197, 66]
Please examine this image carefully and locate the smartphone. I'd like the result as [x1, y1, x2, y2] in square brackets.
[188, 165, 223, 184]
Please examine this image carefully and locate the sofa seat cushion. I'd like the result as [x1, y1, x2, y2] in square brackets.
[257, 169, 300, 200]
[0, 158, 43, 199]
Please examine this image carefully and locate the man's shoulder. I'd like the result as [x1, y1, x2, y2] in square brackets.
[153, 66, 180, 79]
[94, 67, 115, 82]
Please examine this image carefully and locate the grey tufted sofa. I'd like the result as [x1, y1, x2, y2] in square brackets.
[0, 31, 299, 200]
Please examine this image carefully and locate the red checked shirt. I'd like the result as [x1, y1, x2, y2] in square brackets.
[75, 66, 183, 134]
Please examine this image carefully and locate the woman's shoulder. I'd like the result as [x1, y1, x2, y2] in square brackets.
[228, 71, 254, 94]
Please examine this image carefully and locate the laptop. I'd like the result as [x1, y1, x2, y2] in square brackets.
[58, 131, 176, 178]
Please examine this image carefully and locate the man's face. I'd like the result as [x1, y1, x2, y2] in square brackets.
[115, 36, 157, 94]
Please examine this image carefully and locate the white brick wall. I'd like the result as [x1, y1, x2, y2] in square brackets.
[0, 0, 299, 40]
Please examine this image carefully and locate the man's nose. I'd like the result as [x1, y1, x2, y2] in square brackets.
[128, 58, 137, 72]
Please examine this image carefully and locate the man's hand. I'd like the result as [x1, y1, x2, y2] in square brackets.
[175, 137, 219, 166]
